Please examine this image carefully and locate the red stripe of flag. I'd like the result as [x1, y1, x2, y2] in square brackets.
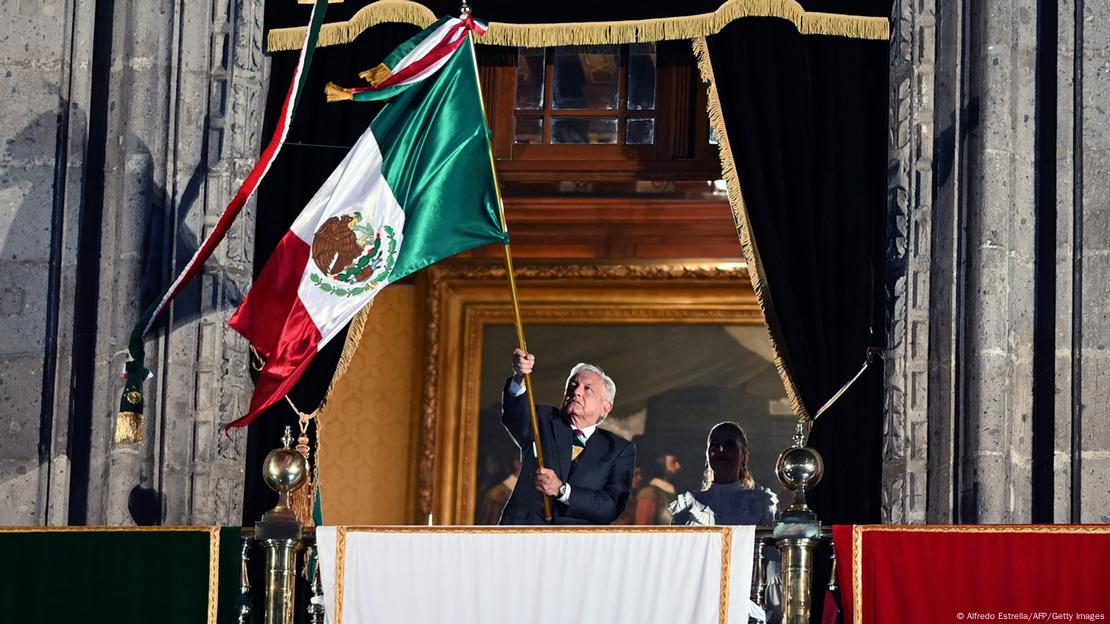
[229, 233, 312, 357]
[225, 296, 323, 429]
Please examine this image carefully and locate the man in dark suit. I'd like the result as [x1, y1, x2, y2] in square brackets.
[498, 348, 636, 525]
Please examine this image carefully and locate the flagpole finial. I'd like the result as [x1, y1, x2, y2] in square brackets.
[459, 0, 471, 18]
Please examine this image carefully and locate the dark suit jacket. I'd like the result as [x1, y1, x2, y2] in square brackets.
[498, 379, 636, 525]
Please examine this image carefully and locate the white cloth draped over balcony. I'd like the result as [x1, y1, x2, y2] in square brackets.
[317, 525, 756, 624]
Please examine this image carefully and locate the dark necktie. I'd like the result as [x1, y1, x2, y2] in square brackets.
[571, 428, 586, 462]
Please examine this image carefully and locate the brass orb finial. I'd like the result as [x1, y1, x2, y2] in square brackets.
[261, 426, 308, 523]
[263, 426, 307, 495]
[776, 445, 824, 491]
[775, 418, 825, 521]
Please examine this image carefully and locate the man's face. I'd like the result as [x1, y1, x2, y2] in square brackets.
[562, 371, 612, 427]
[663, 454, 683, 476]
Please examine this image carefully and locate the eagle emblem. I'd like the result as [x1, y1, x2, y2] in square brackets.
[308, 212, 398, 297]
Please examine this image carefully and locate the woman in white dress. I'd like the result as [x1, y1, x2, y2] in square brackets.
[669, 421, 780, 622]
[669, 421, 777, 526]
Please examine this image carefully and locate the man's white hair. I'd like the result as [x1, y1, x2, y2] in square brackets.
[566, 363, 617, 405]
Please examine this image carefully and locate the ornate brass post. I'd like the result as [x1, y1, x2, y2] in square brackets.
[773, 419, 825, 624]
[237, 538, 253, 624]
[255, 427, 308, 624]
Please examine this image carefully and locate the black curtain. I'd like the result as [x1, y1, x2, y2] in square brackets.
[705, 13, 888, 525]
[247, 0, 891, 525]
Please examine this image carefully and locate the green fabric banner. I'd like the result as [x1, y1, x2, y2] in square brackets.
[0, 527, 242, 624]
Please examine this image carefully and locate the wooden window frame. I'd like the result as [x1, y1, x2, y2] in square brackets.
[478, 42, 723, 182]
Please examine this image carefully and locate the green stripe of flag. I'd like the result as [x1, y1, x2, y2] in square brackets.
[373, 36, 508, 282]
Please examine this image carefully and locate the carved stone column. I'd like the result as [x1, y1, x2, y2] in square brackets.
[886, 0, 1110, 523]
[883, 0, 939, 524]
[886, 0, 1040, 524]
[32, 0, 267, 526]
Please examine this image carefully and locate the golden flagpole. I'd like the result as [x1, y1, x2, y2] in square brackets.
[466, 19, 553, 522]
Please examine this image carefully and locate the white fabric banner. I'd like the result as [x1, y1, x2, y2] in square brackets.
[317, 526, 755, 624]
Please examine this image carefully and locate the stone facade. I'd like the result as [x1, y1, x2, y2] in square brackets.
[0, 0, 264, 526]
[885, 0, 1110, 523]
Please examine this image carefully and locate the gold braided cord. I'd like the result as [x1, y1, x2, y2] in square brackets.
[852, 524, 863, 624]
[266, 0, 889, 52]
[207, 526, 220, 624]
[691, 36, 809, 420]
[334, 527, 348, 624]
[718, 527, 732, 624]
[279, 303, 373, 417]
[277, 302, 373, 524]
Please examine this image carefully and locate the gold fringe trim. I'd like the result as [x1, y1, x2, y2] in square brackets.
[321, 301, 373, 412]
[207, 526, 220, 624]
[324, 81, 354, 102]
[718, 527, 732, 624]
[114, 411, 144, 444]
[692, 36, 810, 421]
[852, 524, 863, 624]
[268, 0, 437, 53]
[359, 63, 392, 85]
[334, 526, 348, 624]
[267, 0, 889, 52]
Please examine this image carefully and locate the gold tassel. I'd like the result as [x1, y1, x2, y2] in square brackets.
[290, 430, 316, 527]
[359, 63, 392, 86]
[324, 82, 354, 102]
[114, 411, 144, 444]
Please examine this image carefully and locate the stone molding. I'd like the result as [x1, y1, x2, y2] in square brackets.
[883, 0, 933, 524]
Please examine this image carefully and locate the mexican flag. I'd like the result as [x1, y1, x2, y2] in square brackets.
[226, 17, 507, 428]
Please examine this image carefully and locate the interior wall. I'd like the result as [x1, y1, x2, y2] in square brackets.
[318, 286, 419, 525]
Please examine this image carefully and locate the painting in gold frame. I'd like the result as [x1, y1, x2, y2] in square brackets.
[414, 260, 793, 525]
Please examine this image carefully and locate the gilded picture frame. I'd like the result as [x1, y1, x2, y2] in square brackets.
[414, 260, 781, 525]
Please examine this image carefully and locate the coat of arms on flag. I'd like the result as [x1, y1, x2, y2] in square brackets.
[225, 15, 507, 429]
[308, 214, 399, 296]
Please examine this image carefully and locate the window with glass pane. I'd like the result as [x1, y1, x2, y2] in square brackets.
[553, 46, 619, 110]
[515, 48, 545, 110]
[552, 118, 619, 144]
[626, 119, 654, 145]
[514, 118, 544, 144]
[513, 43, 656, 146]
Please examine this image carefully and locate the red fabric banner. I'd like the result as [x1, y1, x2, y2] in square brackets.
[833, 525, 1110, 624]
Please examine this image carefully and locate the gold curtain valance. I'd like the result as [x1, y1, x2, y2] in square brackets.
[266, 0, 889, 52]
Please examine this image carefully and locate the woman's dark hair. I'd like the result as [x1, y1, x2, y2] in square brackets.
[705, 421, 754, 490]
